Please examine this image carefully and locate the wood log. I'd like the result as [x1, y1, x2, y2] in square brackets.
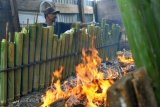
[107, 73, 137, 107]
[108, 69, 158, 107]
[132, 69, 158, 107]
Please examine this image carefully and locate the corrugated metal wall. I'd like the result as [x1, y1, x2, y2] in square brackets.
[97, 0, 122, 24]
[18, 0, 94, 25]
[53, 0, 78, 23]
[84, 0, 94, 22]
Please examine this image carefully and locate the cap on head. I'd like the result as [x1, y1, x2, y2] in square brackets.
[44, 7, 60, 17]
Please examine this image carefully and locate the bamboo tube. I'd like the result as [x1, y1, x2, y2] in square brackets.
[112, 24, 121, 58]
[28, 25, 36, 92]
[54, 37, 62, 72]
[59, 34, 66, 80]
[95, 26, 102, 57]
[7, 42, 14, 102]
[39, 27, 49, 89]
[76, 30, 82, 65]
[50, 35, 58, 78]
[81, 28, 86, 50]
[21, 28, 29, 95]
[0, 39, 7, 106]
[104, 24, 110, 58]
[14, 32, 23, 98]
[66, 32, 74, 76]
[61, 33, 67, 79]
[33, 23, 43, 91]
[116, 0, 160, 106]
[95, 26, 100, 49]
[45, 26, 53, 87]
[64, 33, 70, 78]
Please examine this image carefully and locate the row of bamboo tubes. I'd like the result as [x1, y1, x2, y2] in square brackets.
[0, 22, 121, 106]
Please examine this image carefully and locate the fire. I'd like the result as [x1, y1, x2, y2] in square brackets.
[41, 39, 115, 107]
[117, 54, 134, 65]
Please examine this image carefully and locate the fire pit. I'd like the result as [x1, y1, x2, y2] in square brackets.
[9, 46, 135, 107]
[39, 46, 135, 107]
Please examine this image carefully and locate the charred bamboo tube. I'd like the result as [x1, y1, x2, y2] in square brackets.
[14, 32, 23, 98]
[0, 39, 7, 106]
[28, 25, 36, 92]
[7, 42, 14, 102]
[33, 23, 43, 91]
[116, 0, 160, 106]
[50, 35, 58, 79]
[45, 26, 53, 87]
[21, 28, 29, 95]
[40, 27, 49, 89]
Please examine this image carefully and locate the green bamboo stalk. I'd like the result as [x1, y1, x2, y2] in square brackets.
[50, 35, 58, 79]
[40, 27, 49, 89]
[112, 24, 121, 58]
[104, 24, 110, 58]
[33, 23, 43, 91]
[116, 0, 160, 106]
[0, 39, 7, 106]
[45, 26, 53, 87]
[21, 27, 29, 95]
[7, 42, 14, 102]
[67, 32, 74, 76]
[54, 38, 62, 71]
[59, 34, 66, 80]
[28, 25, 36, 92]
[64, 33, 70, 78]
[77, 30, 82, 64]
[14, 32, 23, 98]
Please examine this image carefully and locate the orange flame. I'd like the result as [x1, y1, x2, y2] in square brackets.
[41, 38, 115, 107]
[117, 54, 134, 65]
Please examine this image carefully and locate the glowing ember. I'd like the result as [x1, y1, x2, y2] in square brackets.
[41, 39, 116, 107]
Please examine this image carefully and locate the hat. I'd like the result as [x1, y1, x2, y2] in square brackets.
[44, 7, 60, 15]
